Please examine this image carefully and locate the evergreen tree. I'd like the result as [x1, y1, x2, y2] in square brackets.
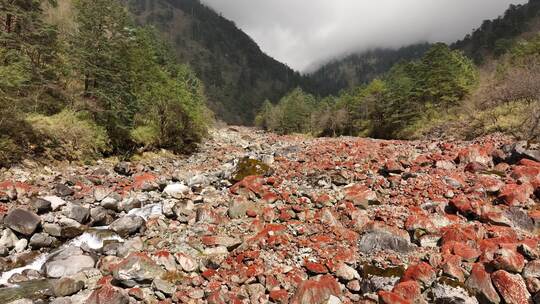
[71, 0, 136, 150]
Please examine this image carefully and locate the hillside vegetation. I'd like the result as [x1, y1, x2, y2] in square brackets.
[0, 0, 210, 166]
[257, 0, 540, 142]
[126, 0, 302, 124]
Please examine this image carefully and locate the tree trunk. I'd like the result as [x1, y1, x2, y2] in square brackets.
[6, 14, 12, 33]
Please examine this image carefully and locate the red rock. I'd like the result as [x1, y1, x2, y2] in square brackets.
[400, 262, 436, 288]
[498, 183, 534, 206]
[269, 289, 289, 303]
[128, 287, 144, 300]
[291, 275, 341, 304]
[383, 160, 404, 174]
[441, 254, 465, 282]
[202, 269, 217, 279]
[230, 176, 267, 197]
[458, 145, 493, 166]
[440, 225, 481, 246]
[86, 283, 129, 304]
[465, 161, 488, 173]
[512, 166, 540, 185]
[404, 214, 435, 232]
[392, 281, 422, 302]
[476, 175, 504, 193]
[491, 248, 526, 273]
[449, 196, 482, 218]
[491, 270, 531, 304]
[132, 173, 158, 191]
[343, 184, 377, 207]
[261, 192, 279, 204]
[465, 263, 501, 304]
[304, 261, 328, 274]
[442, 241, 481, 262]
[378, 291, 411, 304]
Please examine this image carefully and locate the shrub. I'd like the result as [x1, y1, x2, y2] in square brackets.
[0, 137, 24, 168]
[26, 110, 110, 161]
[132, 65, 210, 153]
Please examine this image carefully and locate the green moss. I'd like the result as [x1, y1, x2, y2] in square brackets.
[361, 263, 405, 278]
[231, 157, 272, 182]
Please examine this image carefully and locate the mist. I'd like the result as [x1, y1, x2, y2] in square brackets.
[201, 0, 528, 72]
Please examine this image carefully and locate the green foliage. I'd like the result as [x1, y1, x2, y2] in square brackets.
[71, 0, 209, 154]
[0, 0, 210, 167]
[453, 0, 540, 63]
[305, 43, 432, 96]
[255, 88, 316, 134]
[127, 0, 302, 125]
[26, 109, 110, 161]
[260, 44, 478, 139]
[0, 137, 23, 168]
[132, 63, 210, 153]
[418, 43, 478, 106]
[71, 0, 137, 150]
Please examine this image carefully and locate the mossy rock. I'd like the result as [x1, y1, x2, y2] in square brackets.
[231, 157, 273, 182]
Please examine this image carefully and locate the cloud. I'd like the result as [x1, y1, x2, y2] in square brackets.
[201, 0, 528, 72]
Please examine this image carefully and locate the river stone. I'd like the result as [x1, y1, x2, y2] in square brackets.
[114, 162, 132, 176]
[29, 233, 55, 249]
[62, 203, 90, 224]
[58, 217, 85, 238]
[43, 223, 62, 237]
[51, 277, 85, 297]
[163, 183, 190, 199]
[45, 248, 95, 278]
[31, 198, 52, 214]
[14, 239, 27, 252]
[109, 215, 144, 237]
[0, 228, 19, 249]
[429, 282, 479, 304]
[55, 184, 75, 197]
[41, 196, 67, 211]
[4, 209, 41, 236]
[358, 230, 414, 254]
[112, 253, 165, 287]
[152, 277, 176, 295]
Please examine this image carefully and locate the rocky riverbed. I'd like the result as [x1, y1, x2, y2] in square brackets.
[0, 127, 539, 303]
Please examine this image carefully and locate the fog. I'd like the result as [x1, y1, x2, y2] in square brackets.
[202, 0, 528, 72]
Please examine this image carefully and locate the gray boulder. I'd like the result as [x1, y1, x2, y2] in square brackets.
[45, 247, 95, 278]
[358, 230, 414, 254]
[109, 215, 144, 237]
[3, 209, 41, 236]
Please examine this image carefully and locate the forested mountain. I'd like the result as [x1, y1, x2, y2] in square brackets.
[125, 0, 302, 124]
[452, 0, 540, 63]
[257, 0, 540, 141]
[304, 43, 432, 96]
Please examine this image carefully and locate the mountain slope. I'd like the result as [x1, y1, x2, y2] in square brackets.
[126, 0, 302, 124]
[304, 43, 431, 96]
[452, 0, 540, 63]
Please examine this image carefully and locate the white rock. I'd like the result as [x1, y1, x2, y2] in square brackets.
[326, 295, 342, 304]
[335, 263, 360, 281]
[42, 196, 67, 211]
[176, 253, 198, 272]
[14, 239, 28, 252]
[163, 183, 190, 198]
[0, 229, 19, 249]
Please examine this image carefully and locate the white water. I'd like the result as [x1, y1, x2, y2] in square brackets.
[0, 254, 49, 286]
[0, 202, 164, 286]
[128, 203, 163, 220]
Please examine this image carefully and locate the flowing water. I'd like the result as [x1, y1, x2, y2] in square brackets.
[0, 203, 164, 302]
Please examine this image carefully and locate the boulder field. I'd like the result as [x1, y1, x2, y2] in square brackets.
[0, 127, 539, 303]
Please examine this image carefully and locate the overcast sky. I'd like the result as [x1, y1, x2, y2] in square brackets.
[201, 0, 528, 72]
